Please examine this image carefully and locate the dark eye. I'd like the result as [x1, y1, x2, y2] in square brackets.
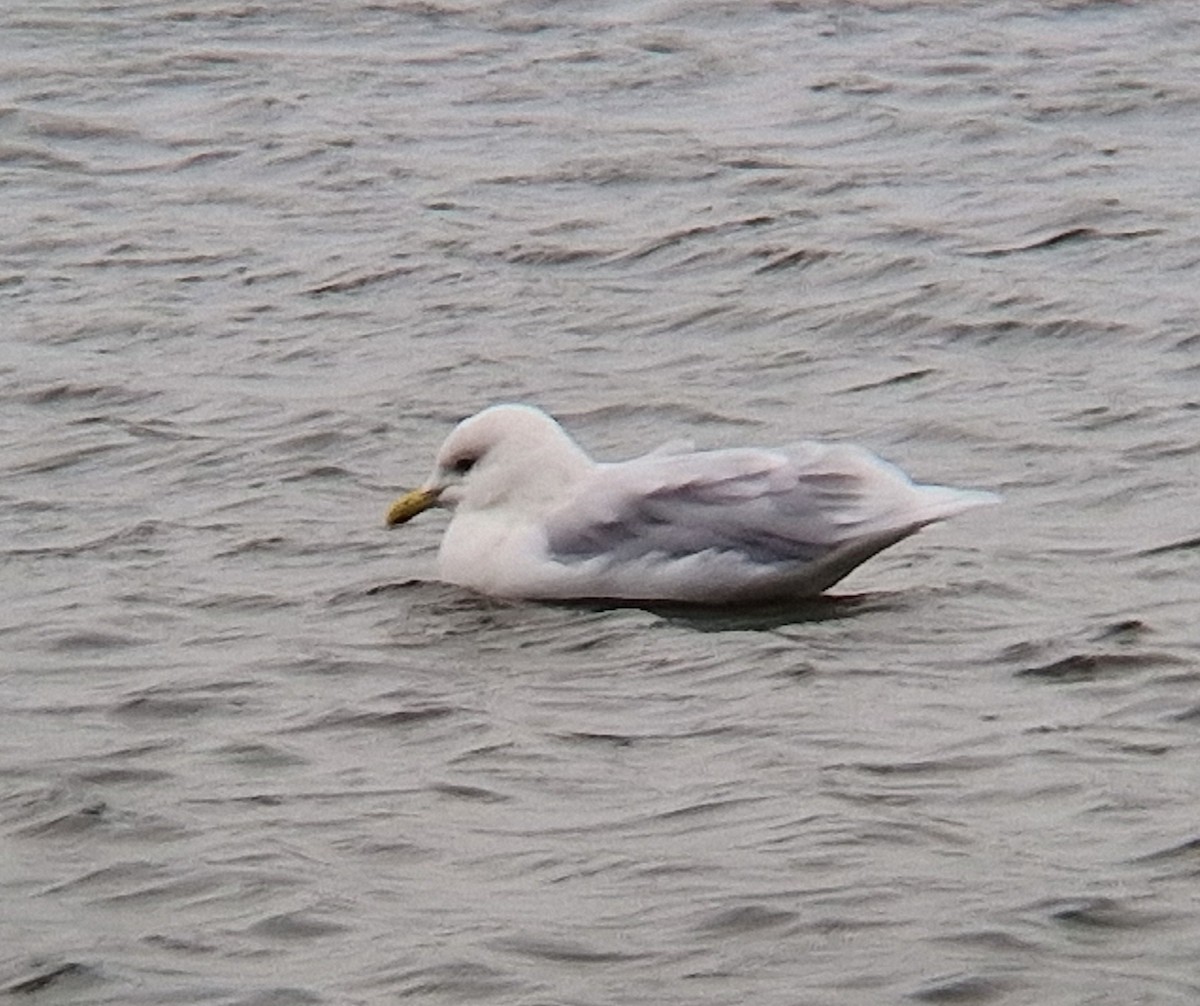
[451, 456, 476, 475]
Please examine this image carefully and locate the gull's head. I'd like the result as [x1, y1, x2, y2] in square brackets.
[385, 404, 592, 527]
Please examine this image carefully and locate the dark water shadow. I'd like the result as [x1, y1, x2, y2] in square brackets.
[362, 579, 897, 632]
[360, 577, 439, 599]
[552, 591, 894, 632]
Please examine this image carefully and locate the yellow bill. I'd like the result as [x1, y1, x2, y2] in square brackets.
[385, 487, 441, 526]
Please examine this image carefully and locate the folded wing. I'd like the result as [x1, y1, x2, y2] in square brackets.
[544, 442, 995, 574]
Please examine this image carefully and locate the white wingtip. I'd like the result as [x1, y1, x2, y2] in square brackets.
[914, 485, 1002, 523]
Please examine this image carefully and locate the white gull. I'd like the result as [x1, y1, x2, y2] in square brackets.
[385, 404, 997, 604]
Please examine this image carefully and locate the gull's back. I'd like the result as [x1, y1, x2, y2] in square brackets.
[539, 441, 996, 602]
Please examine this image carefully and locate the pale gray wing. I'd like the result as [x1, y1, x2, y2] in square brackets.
[544, 441, 986, 568]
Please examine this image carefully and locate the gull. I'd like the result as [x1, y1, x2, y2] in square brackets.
[385, 404, 997, 604]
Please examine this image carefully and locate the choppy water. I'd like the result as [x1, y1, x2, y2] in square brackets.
[4, 1, 1200, 1003]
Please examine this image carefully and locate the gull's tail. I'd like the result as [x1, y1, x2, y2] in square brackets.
[911, 484, 1002, 525]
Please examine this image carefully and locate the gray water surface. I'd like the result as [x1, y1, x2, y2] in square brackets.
[4, 2, 1200, 1003]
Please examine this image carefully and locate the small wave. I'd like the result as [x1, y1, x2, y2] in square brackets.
[1017, 651, 1184, 682]
[970, 226, 1164, 257]
[6, 962, 97, 996]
